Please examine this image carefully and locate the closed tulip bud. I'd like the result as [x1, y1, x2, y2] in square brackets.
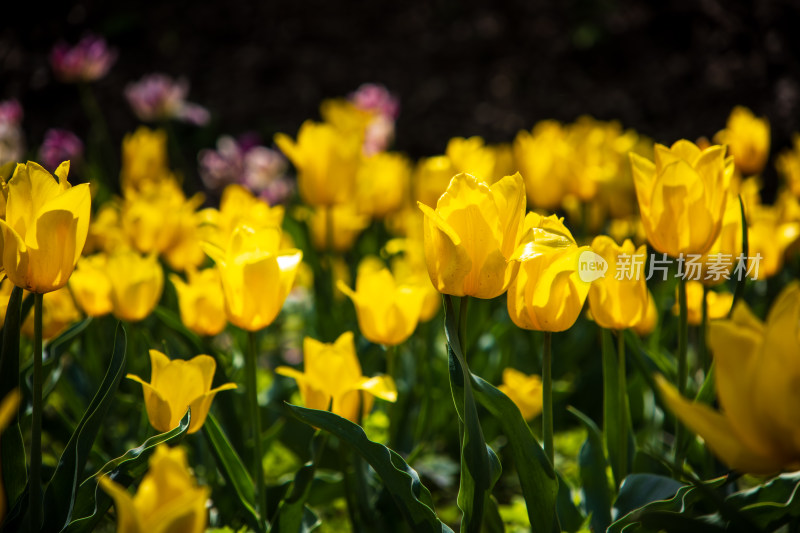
[202, 224, 302, 331]
[418, 172, 526, 299]
[275, 120, 361, 207]
[21, 286, 81, 340]
[107, 250, 164, 322]
[0, 161, 91, 293]
[657, 282, 800, 474]
[713, 106, 770, 176]
[276, 332, 396, 423]
[338, 257, 426, 346]
[498, 368, 543, 421]
[670, 281, 732, 326]
[170, 268, 227, 337]
[507, 213, 591, 332]
[99, 445, 209, 533]
[587, 236, 649, 330]
[444, 136, 497, 184]
[630, 140, 734, 257]
[69, 254, 113, 317]
[120, 127, 170, 193]
[128, 350, 236, 434]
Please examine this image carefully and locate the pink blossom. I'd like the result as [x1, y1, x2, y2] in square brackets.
[125, 74, 209, 125]
[0, 99, 24, 165]
[349, 83, 400, 119]
[50, 35, 117, 83]
[38, 129, 84, 171]
[0, 100, 23, 125]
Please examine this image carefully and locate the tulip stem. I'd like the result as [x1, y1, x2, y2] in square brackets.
[29, 293, 44, 533]
[617, 329, 629, 483]
[458, 296, 469, 357]
[675, 277, 689, 469]
[700, 285, 709, 373]
[246, 331, 266, 532]
[542, 331, 554, 466]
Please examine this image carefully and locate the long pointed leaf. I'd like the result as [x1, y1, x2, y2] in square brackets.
[568, 406, 612, 532]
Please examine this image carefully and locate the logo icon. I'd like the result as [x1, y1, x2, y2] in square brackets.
[578, 250, 608, 282]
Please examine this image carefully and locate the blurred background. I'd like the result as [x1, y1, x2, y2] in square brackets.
[3, 0, 799, 197]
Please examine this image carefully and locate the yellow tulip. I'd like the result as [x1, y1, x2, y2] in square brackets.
[777, 134, 800, 198]
[21, 286, 81, 340]
[84, 203, 126, 255]
[418, 172, 526, 299]
[713, 106, 770, 176]
[0, 279, 14, 327]
[413, 138, 497, 208]
[99, 444, 209, 533]
[337, 257, 426, 346]
[657, 282, 800, 474]
[274, 120, 361, 207]
[169, 268, 227, 337]
[203, 224, 302, 331]
[305, 203, 369, 253]
[69, 254, 113, 317]
[107, 250, 164, 322]
[198, 184, 284, 250]
[386, 238, 441, 322]
[513, 121, 569, 209]
[747, 205, 800, 279]
[498, 368, 543, 421]
[632, 289, 659, 337]
[0, 161, 91, 293]
[276, 332, 396, 423]
[587, 236, 649, 330]
[413, 155, 457, 209]
[120, 127, 171, 193]
[630, 140, 734, 257]
[128, 350, 236, 434]
[445, 136, 497, 183]
[670, 281, 732, 326]
[355, 152, 410, 218]
[507, 213, 591, 332]
[0, 389, 21, 524]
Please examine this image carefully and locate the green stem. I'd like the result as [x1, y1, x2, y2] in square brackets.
[29, 293, 43, 533]
[617, 329, 628, 483]
[458, 296, 469, 357]
[675, 277, 689, 468]
[325, 206, 335, 254]
[542, 331, 554, 466]
[246, 331, 266, 532]
[700, 284, 709, 373]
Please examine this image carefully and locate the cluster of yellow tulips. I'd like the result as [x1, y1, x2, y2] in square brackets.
[2, 82, 800, 533]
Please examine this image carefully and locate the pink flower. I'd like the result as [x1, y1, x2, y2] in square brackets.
[198, 136, 243, 190]
[349, 83, 400, 119]
[38, 129, 84, 172]
[125, 74, 209, 125]
[50, 35, 117, 83]
[0, 99, 24, 165]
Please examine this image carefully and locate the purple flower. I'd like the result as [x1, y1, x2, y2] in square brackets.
[0, 100, 23, 125]
[198, 136, 243, 190]
[0, 99, 24, 165]
[39, 129, 84, 172]
[349, 83, 400, 120]
[125, 74, 210, 125]
[50, 35, 117, 83]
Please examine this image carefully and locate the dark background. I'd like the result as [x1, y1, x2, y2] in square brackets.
[3, 0, 800, 193]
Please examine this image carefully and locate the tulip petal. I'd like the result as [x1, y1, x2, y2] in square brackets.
[187, 383, 237, 434]
[357, 375, 398, 403]
[0, 218, 29, 290]
[127, 374, 173, 433]
[419, 201, 472, 296]
[187, 354, 217, 391]
[489, 172, 526, 259]
[27, 209, 78, 292]
[98, 476, 144, 533]
[630, 152, 655, 219]
[656, 375, 782, 474]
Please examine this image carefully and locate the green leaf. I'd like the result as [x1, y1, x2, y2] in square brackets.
[286, 403, 453, 533]
[63, 408, 192, 533]
[614, 474, 685, 519]
[602, 328, 632, 490]
[203, 413, 260, 530]
[443, 295, 495, 533]
[555, 472, 584, 533]
[153, 305, 205, 353]
[41, 323, 127, 531]
[568, 406, 612, 533]
[727, 472, 800, 530]
[469, 373, 558, 533]
[0, 286, 26, 522]
[268, 429, 327, 533]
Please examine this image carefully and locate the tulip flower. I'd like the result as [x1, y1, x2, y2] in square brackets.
[202, 224, 302, 331]
[38, 129, 84, 173]
[498, 368, 543, 421]
[337, 257, 426, 346]
[507, 213, 592, 332]
[128, 350, 236, 434]
[746, 205, 800, 279]
[777, 134, 800, 198]
[169, 268, 227, 337]
[49, 34, 116, 83]
[120, 127, 170, 192]
[0, 389, 21, 524]
[274, 120, 361, 207]
[107, 250, 164, 322]
[99, 445, 209, 533]
[513, 121, 569, 210]
[0, 161, 91, 293]
[587, 236, 649, 330]
[632, 289, 659, 337]
[418, 172, 526, 299]
[657, 282, 800, 474]
[199, 183, 285, 250]
[414, 155, 457, 209]
[125, 74, 210, 125]
[713, 106, 770, 176]
[386, 239, 441, 322]
[630, 140, 734, 257]
[21, 286, 81, 340]
[276, 332, 397, 422]
[355, 152, 410, 218]
[671, 281, 732, 326]
[304, 203, 369, 253]
[68, 254, 113, 317]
